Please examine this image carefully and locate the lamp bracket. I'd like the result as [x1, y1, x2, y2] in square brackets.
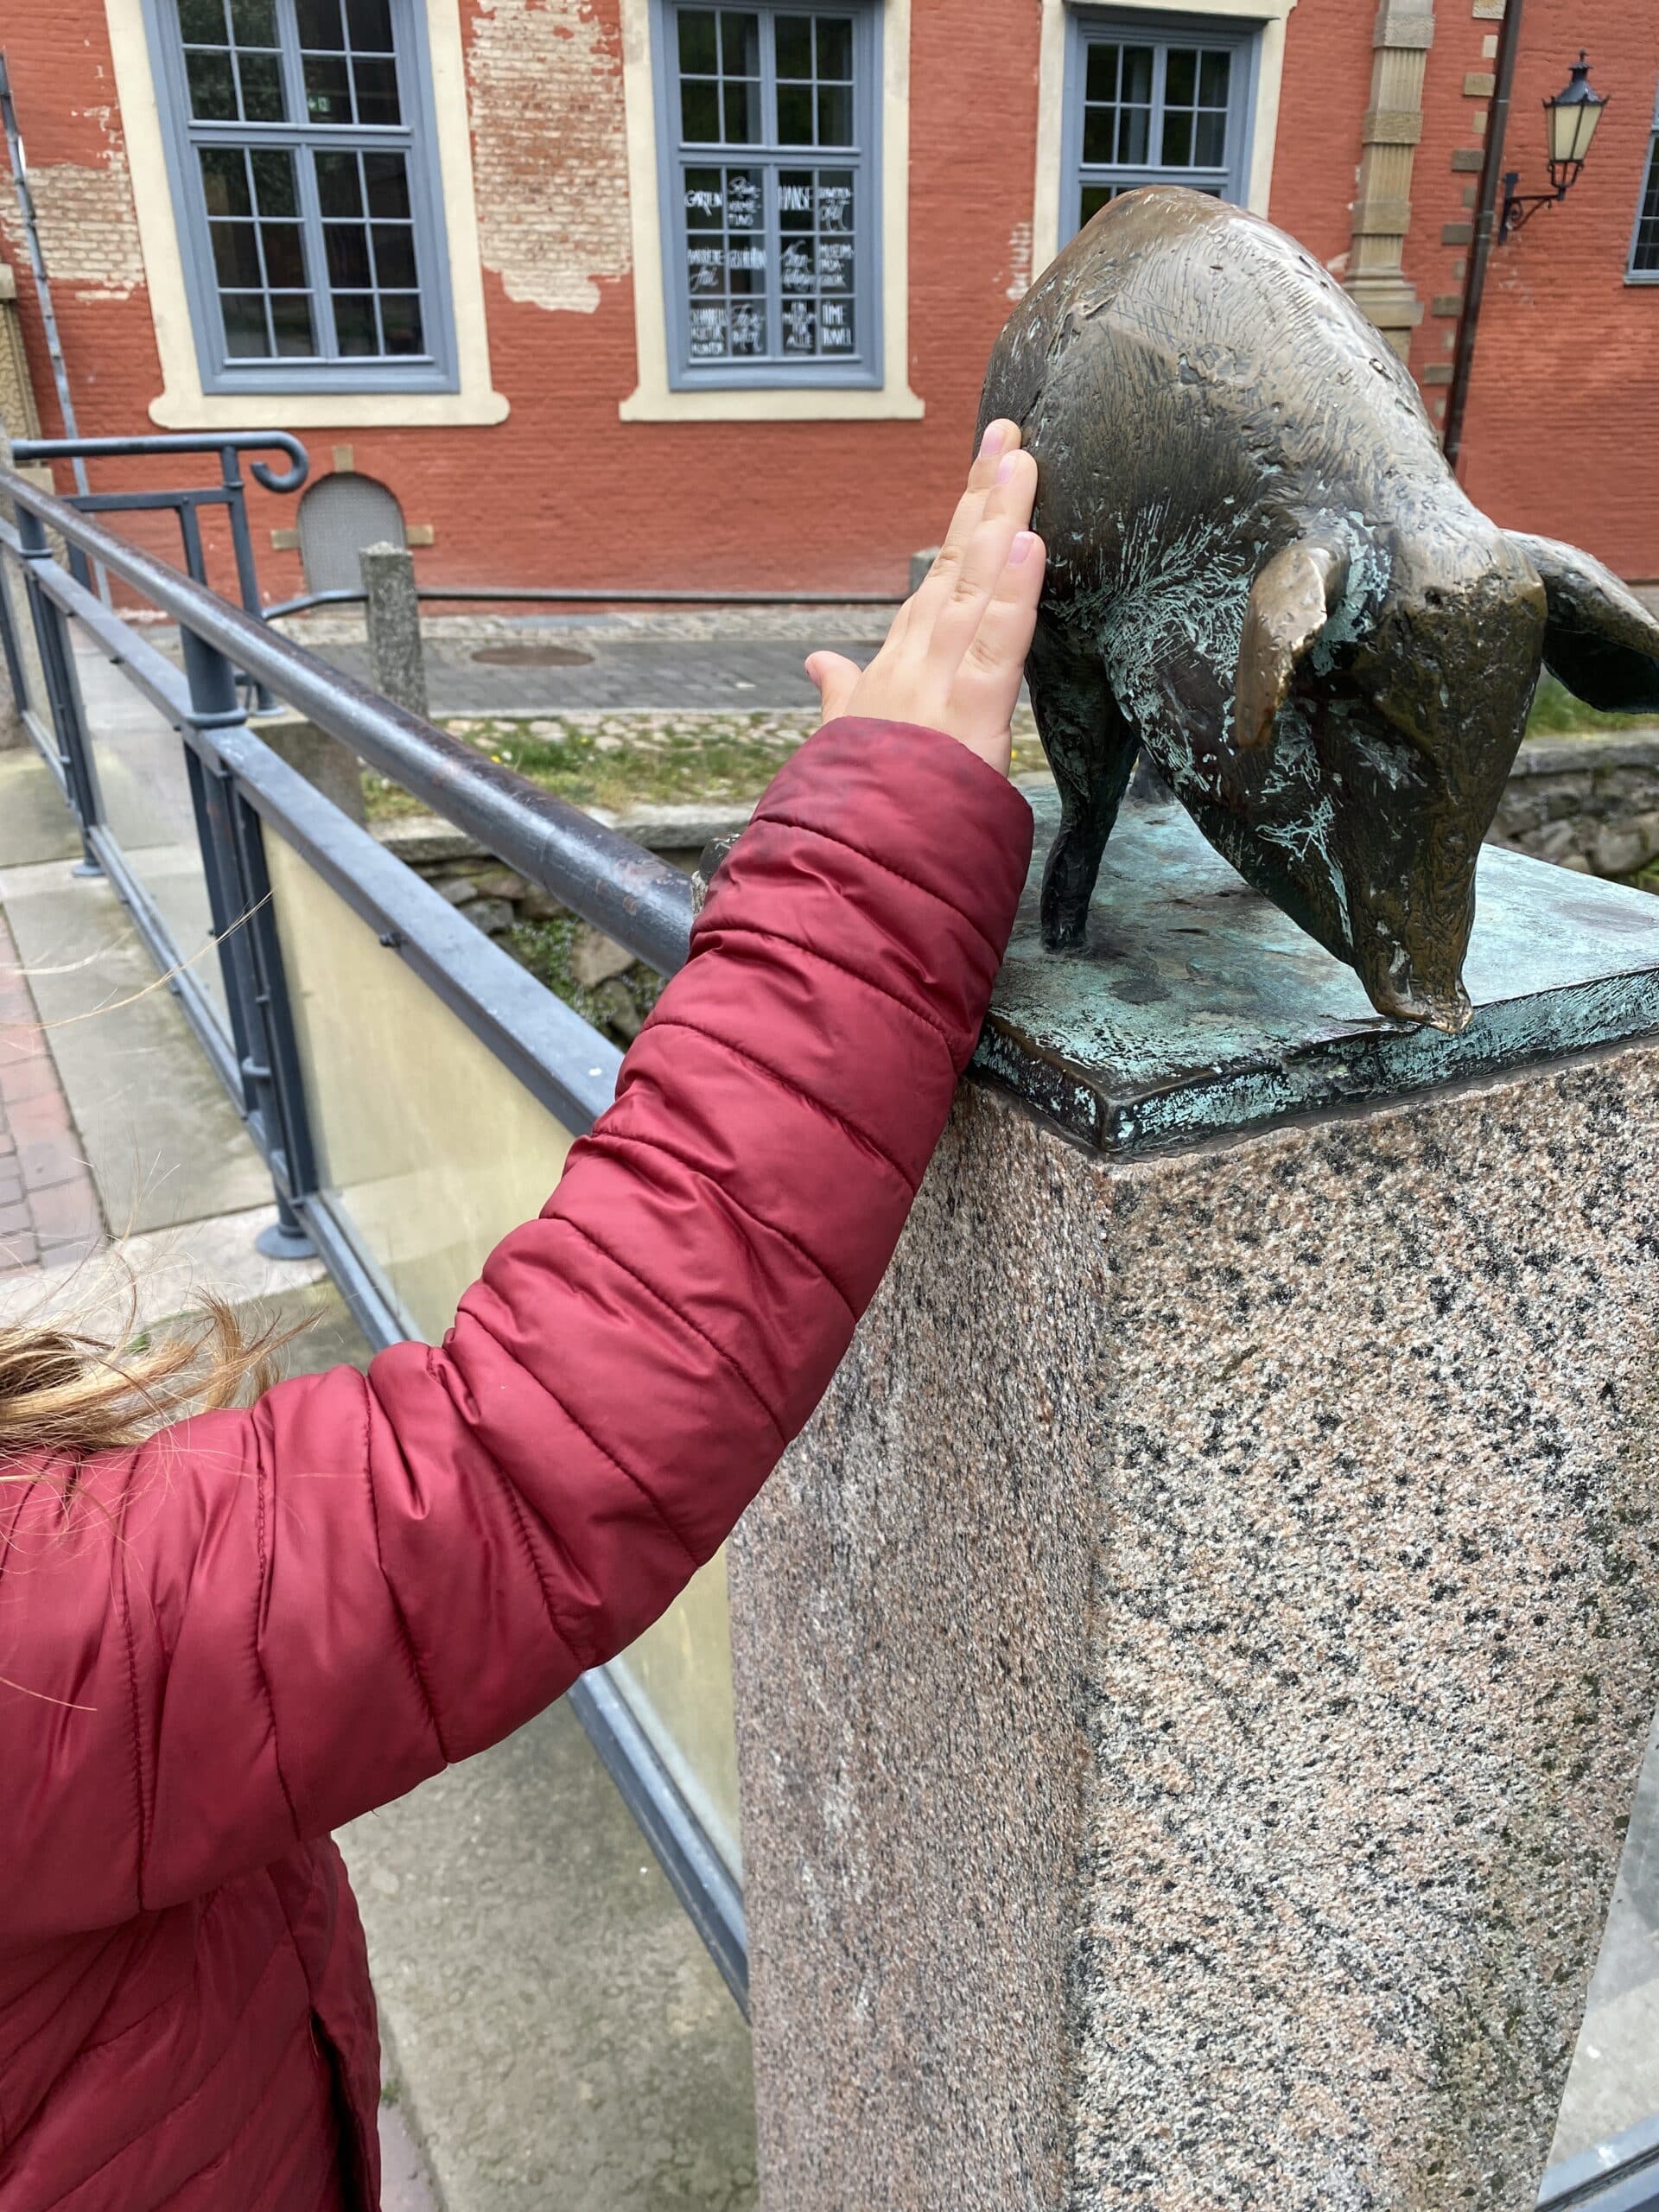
[1498, 170, 1572, 243]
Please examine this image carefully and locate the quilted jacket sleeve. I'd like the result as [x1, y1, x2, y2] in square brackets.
[0, 718, 1032, 1933]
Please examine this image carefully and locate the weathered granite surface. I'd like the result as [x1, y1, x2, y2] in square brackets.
[729, 804, 1659, 2211]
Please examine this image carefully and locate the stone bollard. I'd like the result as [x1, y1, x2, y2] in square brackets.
[730, 790, 1659, 2211]
[359, 539, 428, 720]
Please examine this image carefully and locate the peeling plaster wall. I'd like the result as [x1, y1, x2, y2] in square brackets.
[467, 0, 632, 313]
[18, 153, 144, 301]
[2, 107, 143, 303]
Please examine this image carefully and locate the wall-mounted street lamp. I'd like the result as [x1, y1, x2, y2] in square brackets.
[1499, 52, 1609, 240]
[1442, 0, 1613, 472]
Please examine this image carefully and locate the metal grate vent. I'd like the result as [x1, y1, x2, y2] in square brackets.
[296, 472, 406, 594]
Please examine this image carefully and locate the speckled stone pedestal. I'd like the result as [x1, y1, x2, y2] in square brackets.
[729, 797, 1659, 2212]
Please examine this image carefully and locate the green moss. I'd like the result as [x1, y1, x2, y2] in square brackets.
[504, 912, 664, 1047]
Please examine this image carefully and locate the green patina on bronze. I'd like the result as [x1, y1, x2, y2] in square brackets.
[973, 788, 1659, 1154]
[979, 188, 1659, 1033]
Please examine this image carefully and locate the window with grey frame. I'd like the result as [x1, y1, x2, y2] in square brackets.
[655, 3, 880, 387]
[1062, 10, 1255, 245]
[147, 0, 454, 393]
[1630, 83, 1659, 281]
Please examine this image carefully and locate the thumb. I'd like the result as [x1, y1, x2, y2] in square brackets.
[805, 651, 861, 724]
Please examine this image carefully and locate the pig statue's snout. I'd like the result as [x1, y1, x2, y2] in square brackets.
[1351, 923, 1476, 1037]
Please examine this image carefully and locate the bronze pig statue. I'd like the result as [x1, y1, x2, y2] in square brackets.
[979, 186, 1659, 1031]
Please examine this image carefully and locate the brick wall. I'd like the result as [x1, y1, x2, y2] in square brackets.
[1411, 0, 1659, 579]
[3, 0, 1654, 599]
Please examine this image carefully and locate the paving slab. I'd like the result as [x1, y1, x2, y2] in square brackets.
[338, 1702, 758, 2212]
[0, 747, 83, 868]
[0, 851, 270, 1235]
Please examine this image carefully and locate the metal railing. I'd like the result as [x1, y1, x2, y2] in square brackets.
[13, 432, 309, 620]
[0, 450, 745, 2003]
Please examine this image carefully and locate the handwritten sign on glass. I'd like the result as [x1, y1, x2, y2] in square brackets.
[672, 15, 865, 371]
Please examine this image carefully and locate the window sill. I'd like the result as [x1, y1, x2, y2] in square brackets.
[149, 386, 512, 429]
[620, 381, 925, 422]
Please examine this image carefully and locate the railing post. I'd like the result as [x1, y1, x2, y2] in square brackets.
[179, 622, 318, 1260]
[360, 540, 429, 719]
[0, 546, 27, 752]
[15, 501, 101, 873]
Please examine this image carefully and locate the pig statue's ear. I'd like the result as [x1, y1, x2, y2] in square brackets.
[1232, 537, 1351, 752]
[1509, 531, 1659, 715]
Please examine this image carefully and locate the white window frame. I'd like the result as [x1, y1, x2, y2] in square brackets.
[102, 0, 507, 429]
[1030, 0, 1297, 284]
[618, 0, 921, 421]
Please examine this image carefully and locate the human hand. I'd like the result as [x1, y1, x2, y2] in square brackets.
[805, 420, 1046, 778]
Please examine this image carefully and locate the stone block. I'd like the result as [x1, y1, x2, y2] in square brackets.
[464, 898, 515, 937]
[256, 714, 366, 826]
[373, 813, 487, 868]
[437, 876, 480, 906]
[1528, 818, 1585, 861]
[605, 801, 755, 852]
[569, 923, 637, 989]
[1545, 778, 1593, 820]
[1491, 786, 1549, 836]
[734, 798, 1659, 2211]
[1520, 734, 1659, 778]
[1599, 766, 1659, 804]
[590, 976, 645, 1042]
[472, 868, 528, 903]
[1594, 822, 1656, 878]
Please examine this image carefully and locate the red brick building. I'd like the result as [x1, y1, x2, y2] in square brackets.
[1, 0, 1654, 601]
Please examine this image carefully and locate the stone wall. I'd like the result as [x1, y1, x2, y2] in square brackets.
[365, 728, 1659, 1046]
[1492, 730, 1659, 880]
[371, 804, 744, 1046]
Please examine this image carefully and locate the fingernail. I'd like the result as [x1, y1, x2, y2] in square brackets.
[979, 421, 1007, 461]
[1010, 531, 1040, 565]
[996, 450, 1022, 485]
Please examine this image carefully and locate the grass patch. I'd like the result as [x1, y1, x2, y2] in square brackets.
[363, 705, 1054, 823]
[364, 711, 817, 824]
[1525, 674, 1656, 740]
[359, 686, 1650, 829]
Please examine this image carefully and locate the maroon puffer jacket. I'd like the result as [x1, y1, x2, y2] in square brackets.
[0, 720, 1032, 2211]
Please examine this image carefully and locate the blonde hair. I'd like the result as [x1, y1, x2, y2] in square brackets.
[0, 1294, 296, 1471]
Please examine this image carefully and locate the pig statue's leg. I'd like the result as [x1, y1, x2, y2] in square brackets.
[1027, 622, 1139, 952]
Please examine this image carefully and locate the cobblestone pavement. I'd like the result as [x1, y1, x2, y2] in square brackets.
[297, 628, 888, 717]
[0, 907, 103, 1279]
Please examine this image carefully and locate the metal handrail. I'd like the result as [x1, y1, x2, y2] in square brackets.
[0, 457, 745, 2005]
[14, 431, 310, 495]
[0, 461, 695, 976]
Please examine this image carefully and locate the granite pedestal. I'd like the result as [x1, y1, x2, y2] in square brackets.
[729, 794, 1659, 2211]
